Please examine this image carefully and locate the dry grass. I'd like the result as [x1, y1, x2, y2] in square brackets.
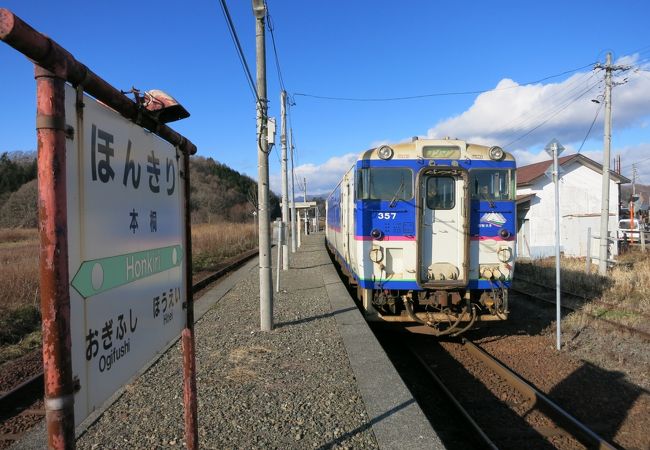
[0, 231, 41, 364]
[516, 249, 650, 328]
[191, 222, 257, 272]
[0, 222, 257, 364]
[0, 227, 38, 244]
[0, 236, 39, 312]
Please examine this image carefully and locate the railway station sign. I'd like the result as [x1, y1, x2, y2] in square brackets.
[64, 84, 186, 425]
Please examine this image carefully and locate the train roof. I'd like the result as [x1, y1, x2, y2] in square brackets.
[358, 138, 515, 162]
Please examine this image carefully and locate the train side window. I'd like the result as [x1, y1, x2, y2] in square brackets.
[426, 176, 455, 210]
[355, 169, 370, 200]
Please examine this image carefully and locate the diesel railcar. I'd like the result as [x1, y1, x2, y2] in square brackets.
[325, 138, 516, 336]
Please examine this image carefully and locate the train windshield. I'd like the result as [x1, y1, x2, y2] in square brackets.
[356, 168, 413, 201]
[469, 169, 514, 201]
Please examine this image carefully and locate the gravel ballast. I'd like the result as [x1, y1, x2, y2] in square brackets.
[66, 234, 385, 449]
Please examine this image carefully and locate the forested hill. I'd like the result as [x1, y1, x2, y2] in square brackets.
[0, 152, 280, 227]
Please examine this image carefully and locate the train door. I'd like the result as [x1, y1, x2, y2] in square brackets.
[418, 168, 469, 286]
[343, 181, 351, 262]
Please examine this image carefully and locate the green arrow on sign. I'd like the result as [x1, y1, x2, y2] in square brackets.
[71, 245, 183, 298]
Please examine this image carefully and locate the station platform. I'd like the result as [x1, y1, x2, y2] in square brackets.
[13, 233, 443, 449]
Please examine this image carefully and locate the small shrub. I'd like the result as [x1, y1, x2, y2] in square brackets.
[0, 305, 41, 345]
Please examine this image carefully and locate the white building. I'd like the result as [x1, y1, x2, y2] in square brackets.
[516, 154, 630, 259]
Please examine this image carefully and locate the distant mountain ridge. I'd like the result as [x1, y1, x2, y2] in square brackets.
[0, 152, 280, 227]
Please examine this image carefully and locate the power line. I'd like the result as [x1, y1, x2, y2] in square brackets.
[218, 0, 261, 106]
[503, 79, 601, 147]
[621, 154, 650, 172]
[292, 62, 597, 102]
[495, 70, 600, 141]
[577, 101, 603, 153]
[265, 4, 286, 92]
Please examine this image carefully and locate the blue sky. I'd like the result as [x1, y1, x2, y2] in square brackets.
[1, 0, 649, 196]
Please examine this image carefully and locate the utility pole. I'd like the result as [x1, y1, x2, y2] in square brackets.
[597, 52, 613, 275]
[595, 53, 629, 274]
[253, 0, 272, 331]
[280, 91, 289, 270]
[290, 129, 297, 253]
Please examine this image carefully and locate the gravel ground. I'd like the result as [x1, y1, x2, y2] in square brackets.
[466, 293, 650, 450]
[75, 235, 379, 449]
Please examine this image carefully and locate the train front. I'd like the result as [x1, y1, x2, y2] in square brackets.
[354, 139, 516, 336]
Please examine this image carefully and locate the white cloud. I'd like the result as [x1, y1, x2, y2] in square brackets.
[270, 152, 358, 197]
[427, 55, 650, 153]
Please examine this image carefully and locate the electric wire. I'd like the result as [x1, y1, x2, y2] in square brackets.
[265, 5, 286, 92]
[503, 79, 602, 148]
[577, 101, 603, 153]
[494, 70, 600, 142]
[292, 62, 597, 102]
[217, 0, 261, 106]
[621, 155, 650, 172]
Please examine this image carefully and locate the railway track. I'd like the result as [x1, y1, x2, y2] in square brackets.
[511, 280, 650, 341]
[404, 336, 617, 450]
[0, 248, 259, 449]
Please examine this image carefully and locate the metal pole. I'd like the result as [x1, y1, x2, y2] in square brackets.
[586, 227, 592, 274]
[35, 65, 76, 450]
[297, 208, 302, 248]
[553, 145, 562, 351]
[290, 131, 297, 253]
[280, 91, 289, 270]
[641, 227, 646, 253]
[276, 221, 282, 292]
[181, 151, 198, 450]
[598, 52, 613, 275]
[253, 0, 273, 331]
[304, 210, 308, 236]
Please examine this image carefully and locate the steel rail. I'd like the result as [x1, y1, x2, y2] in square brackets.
[407, 347, 499, 450]
[511, 286, 650, 341]
[462, 339, 617, 450]
[0, 248, 259, 442]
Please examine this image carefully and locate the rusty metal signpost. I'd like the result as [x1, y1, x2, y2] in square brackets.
[1, 9, 198, 450]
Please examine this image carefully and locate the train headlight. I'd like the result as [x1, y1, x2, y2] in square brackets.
[489, 146, 505, 161]
[499, 228, 511, 239]
[370, 228, 384, 240]
[497, 247, 512, 263]
[369, 247, 384, 263]
[480, 267, 493, 279]
[377, 145, 394, 160]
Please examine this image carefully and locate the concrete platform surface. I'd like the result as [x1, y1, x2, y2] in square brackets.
[12, 233, 443, 449]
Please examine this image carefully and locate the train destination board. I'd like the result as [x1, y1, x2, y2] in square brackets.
[64, 84, 187, 426]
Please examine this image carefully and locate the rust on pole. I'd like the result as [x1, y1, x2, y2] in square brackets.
[0, 8, 196, 156]
[36, 63, 76, 449]
[181, 152, 198, 450]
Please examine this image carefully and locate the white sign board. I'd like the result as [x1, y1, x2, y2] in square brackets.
[64, 85, 186, 425]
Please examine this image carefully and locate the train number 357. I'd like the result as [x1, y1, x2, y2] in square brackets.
[377, 212, 397, 219]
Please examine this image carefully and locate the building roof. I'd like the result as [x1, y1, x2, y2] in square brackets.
[516, 193, 536, 205]
[517, 153, 631, 186]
